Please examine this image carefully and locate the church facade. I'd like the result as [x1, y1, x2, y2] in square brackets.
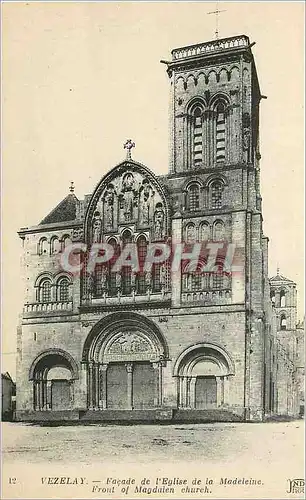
[16, 35, 303, 422]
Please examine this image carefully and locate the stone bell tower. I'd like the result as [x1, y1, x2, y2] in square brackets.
[163, 35, 262, 180]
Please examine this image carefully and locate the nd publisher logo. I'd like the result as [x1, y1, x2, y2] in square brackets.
[287, 479, 305, 494]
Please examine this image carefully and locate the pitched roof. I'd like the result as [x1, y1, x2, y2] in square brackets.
[269, 273, 295, 284]
[39, 194, 79, 225]
[1, 372, 15, 383]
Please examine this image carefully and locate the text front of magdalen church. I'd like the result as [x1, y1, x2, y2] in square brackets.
[16, 35, 304, 423]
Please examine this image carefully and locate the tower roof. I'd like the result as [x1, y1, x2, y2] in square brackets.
[269, 271, 295, 285]
[39, 193, 79, 225]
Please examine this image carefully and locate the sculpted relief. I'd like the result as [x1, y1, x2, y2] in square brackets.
[107, 332, 152, 355]
[88, 167, 167, 242]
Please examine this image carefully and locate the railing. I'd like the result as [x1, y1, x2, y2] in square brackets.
[172, 35, 249, 61]
[182, 289, 231, 305]
[24, 301, 73, 313]
[90, 290, 171, 306]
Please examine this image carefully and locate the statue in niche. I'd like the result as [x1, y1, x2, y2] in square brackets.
[92, 212, 102, 243]
[103, 183, 116, 229]
[153, 203, 165, 240]
[119, 172, 138, 222]
[140, 179, 154, 225]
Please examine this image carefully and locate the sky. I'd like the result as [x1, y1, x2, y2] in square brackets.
[2, 1, 305, 379]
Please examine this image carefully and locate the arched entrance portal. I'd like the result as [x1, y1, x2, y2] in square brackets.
[174, 343, 235, 409]
[29, 349, 79, 411]
[82, 313, 168, 410]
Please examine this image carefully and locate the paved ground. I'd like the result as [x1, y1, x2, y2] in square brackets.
[2, 419, 304, 467]
[2, 420, 304, 499]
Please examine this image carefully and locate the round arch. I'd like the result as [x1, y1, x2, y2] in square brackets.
[82, 311, 169, 363]
[173, 342, 235, 377]
[29, 348, 79, 381]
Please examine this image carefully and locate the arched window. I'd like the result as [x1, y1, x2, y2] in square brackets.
[199, 222, 210, 242]
[38, 237, 48, 255]
[62, 235, 72, 252]
[187, 101, 205, 169]
[108, 238, 119, 296]
[280, 314, 287, 330]
[187, 183, 200, 211]
[51, 237, 61, 255]
[137, 236, 148, 294]
[39, 279, 52, 303]
[185, 223, 196, 243]
[210, 180, 224, 209]
[280, 290, 286, 308]
[214, 101, 226, 162]
[192, 106, 203, 167]
[57, 277, 70, 302]
[213, 220, 225, 241]
[121, 230, 133, 295]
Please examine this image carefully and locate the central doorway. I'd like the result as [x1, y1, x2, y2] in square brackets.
[195, 376, 217, 409]
[106, 362, 156, 409]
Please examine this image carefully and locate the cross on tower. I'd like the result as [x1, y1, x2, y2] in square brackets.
[124, 139, 135, 160]
[208, 2, 226, 40]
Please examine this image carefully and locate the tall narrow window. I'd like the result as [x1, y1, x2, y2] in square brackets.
[121, 230, 132, 295]
[213, 273, 223, 289]
[280, 290, 286, 308]
[215, 102, 226, 162]
[213, 220, 225, 241]
[137, 236, 147, 295]
[152, 263, 161, 292]
[187, 184, 200, 211]
[270, 290, 276, 305]
[193, 106, 203, 167]
[108, 238, 119, 296]
[280, 314, 287, 330]
[57, 277, 70, 301]
[40, 280, 51, 303]
[210, 180, 223, 209]
[38, 238, 48, 255]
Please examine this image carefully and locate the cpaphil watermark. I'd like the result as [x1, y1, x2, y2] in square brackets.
[58, 240, 244, 278]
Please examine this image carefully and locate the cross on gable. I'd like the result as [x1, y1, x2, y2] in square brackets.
[124, 139, 136, 159]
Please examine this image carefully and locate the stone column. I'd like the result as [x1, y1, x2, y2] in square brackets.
[47, 381, 52, 410]
[126, 363, 133, 410]
[94, 363, 100, 410]
[216, 377, 222, 407]
[39, 379, 44, 410]
[190, 377, 197, 409]
[152, 361, 164, 407]
[100, 364, 108, 409]
[88, 361, 94, 410]
[186, 377, 192, 408]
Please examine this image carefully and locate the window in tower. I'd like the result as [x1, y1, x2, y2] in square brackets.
[193, 106, 203, 167]
[215, 101, 226, 162]
[57, 277, 70, 302]
[187, 183, 200, 211]
[210, 180, 223, 209]
[280, 290, 286, 308]
[280, 314, 287, 330]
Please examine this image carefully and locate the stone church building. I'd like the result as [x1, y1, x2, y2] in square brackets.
[16, 35, 303, 422]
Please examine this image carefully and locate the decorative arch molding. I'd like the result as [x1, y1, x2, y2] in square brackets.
[173, 342, 235, 377]
[204, 173, 228, 188]
[185, 96, 207, 114]
[209, 92, 231, 108]
[84, 159, 171, 243]
[82, 311, 169, 363]
[182, 177, 204, 193]
[29, 348, 79, 381]
[34, 272, 54, 287]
